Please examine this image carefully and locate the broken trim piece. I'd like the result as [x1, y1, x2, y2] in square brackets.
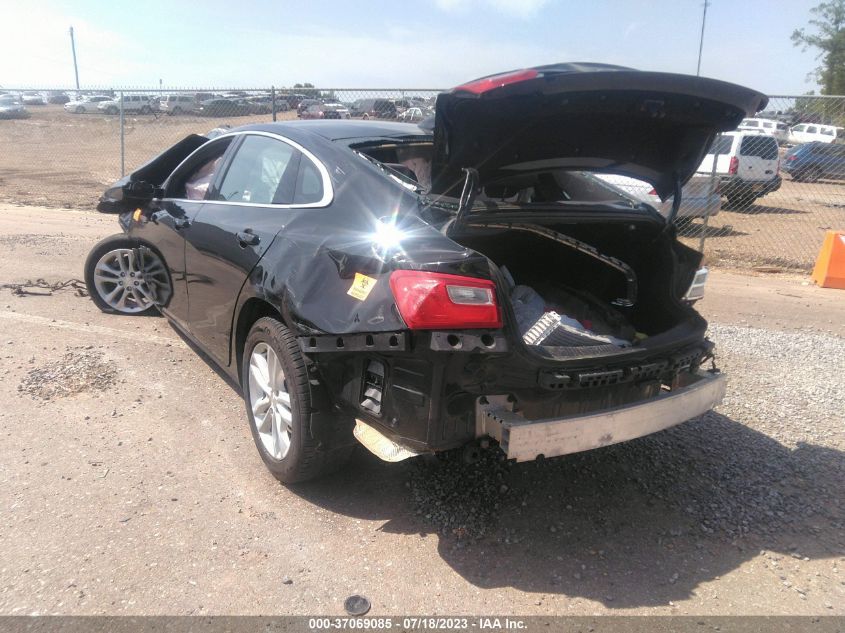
[298, 332, 407, 353]
[353, 419, 424, 462]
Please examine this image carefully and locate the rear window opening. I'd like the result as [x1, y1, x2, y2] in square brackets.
[740, 136, 778, 160]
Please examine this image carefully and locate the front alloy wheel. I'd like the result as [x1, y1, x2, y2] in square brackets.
[84, 236, 170, 315]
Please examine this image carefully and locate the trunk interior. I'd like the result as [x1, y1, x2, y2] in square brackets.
[447, 215, 703, 359]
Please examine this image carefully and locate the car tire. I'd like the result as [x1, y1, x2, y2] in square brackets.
[242, 317, 353, 483]
[173, 106, 182, 115]
[801, 167, 822, 183]
[362, 113, 369, 120]
[75, 105, 85, 114]
[140, 105, 151, 114]
[84, 235, 171, 316]
[726, 193, 756, 210]
[106, 106, 118, 115]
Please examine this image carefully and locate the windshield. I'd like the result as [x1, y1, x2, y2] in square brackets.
[0, 96, 20, 106]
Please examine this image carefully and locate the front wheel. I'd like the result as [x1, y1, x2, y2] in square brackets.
[84, 235, 171, 315]
[106, 106, 118, 115]
[75, 105, 85, 114]
[242, 317, 352, 483]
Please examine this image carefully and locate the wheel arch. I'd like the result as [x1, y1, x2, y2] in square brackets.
[233, 296, 284, 382]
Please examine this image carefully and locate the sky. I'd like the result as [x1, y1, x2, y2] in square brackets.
[0, 0, 828, 94]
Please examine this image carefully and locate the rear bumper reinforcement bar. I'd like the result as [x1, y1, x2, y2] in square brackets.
[476, 370, 727, 462]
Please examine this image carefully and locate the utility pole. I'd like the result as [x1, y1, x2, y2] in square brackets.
[696, 1, 710, 76]
[69, 26, 80, 89]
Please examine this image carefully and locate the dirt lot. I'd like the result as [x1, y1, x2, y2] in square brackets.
[2, 105, 845, 271]
[0, 204, 843, 616]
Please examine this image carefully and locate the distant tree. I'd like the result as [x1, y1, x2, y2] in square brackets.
[293, 82, 318, 98]
[792, 0, 845, 95]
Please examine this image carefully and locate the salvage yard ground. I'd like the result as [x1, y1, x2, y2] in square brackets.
[0, 204, 843, 616]
[2, 105, 845, 270]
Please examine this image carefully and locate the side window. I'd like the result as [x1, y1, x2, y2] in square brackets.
[744, 120, 759, 127]
[294, 156, 325, 204]
[216, 135, 299, 205]
[807, 125, 818, 134]
[821, 128, 835, 136]
[167, 137, 234, 200]
[794, 124, 806, 132]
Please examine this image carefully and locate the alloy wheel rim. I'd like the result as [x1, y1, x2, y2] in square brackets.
[93, 247, 169, 314]
[248, 342, 293, 460]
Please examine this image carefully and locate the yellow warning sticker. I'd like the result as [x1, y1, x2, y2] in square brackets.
[132, 208, 143, 222]
[347, 273, 377, 301]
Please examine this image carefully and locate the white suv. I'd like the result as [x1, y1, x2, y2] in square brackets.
[737, 117, 789, 144]
[787, 123, 842, 145]
[698, 131, 781, 209]
[97, 94, 155, 115]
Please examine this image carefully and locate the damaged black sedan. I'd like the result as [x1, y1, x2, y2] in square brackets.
[85, 63, 767, 482]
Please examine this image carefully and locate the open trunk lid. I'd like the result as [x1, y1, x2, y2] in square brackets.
[429, 63, 767, 199]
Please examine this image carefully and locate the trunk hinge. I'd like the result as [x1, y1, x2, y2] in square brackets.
[452, 167, 480, 230]
[666, 172, 683, 226]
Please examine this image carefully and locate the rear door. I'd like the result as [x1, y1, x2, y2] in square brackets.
[737, 135, 778, 182]
[183, 132, 329, 365]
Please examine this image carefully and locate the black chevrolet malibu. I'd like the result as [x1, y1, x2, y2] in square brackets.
[85, 63, 767, 482]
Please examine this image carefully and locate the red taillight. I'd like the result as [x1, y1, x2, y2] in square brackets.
[452, 69, 539, 95]
[648, 188, 657, 195]
[787, 155, 797, 161]
[389, 270, 501, 330]
[728, 156, 739, 175]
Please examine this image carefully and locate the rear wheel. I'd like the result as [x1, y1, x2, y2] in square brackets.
[242, 317, 352, 483]
[84, 235, 171, 315]
[75, 105, 85, 114]
[140, 105, 152, 114]
[725, 192, 756, 210]
[800, 167, 822, 183]
[106, 106, 118, 115]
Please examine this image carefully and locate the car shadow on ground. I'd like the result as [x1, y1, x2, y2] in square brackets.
[676, 222, 747, 238]
[724, 204, 810, 215]
[291, 411, 844, 608]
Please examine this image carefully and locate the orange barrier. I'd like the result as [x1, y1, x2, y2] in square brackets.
[811, 230, 845, 289]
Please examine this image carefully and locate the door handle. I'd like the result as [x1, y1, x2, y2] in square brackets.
[174, 217, 191, 229]
[236, 230, 260, 247]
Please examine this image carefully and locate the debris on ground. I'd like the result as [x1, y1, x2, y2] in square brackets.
[1, 278, 87, 297]
[18, 346, 117, 400]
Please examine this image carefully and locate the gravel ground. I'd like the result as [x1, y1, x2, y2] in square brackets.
[403, 323, 845, 546]
[0, 205, 843, 616]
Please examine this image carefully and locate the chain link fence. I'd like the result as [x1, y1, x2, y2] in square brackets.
[1, 88, 844, 272]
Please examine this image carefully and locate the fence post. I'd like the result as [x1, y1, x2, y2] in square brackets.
[700, 145, 720, 253]
[271, 85, 276, 122]
[119, 90, 125, 178]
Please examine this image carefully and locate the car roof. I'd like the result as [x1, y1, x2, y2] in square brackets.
[232, 120, 430, 142]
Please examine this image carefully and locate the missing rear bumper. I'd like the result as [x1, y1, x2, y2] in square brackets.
[476, 370, 727, 462]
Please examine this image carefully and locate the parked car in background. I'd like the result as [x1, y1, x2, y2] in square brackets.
[296, 99, 322, 117]
[97, 94, 156, 115]
[698, 131, 781, 209]
[737, 117, 789, 144]
[350, 98, 397, 119]
[397, 107, 428, 122]
[196, 98, 251, 117]
[47, 91, 70, 104]
[787, 123, 841, 145]
[64, 95, 112, 114]
[300, 103, 351, 119]
[21, 92, 46, 106]
[159, 93, 197, 115]
[0, 94, 29, 119]
[782, 141, 845, 182]
[597, 173, 721, 220]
